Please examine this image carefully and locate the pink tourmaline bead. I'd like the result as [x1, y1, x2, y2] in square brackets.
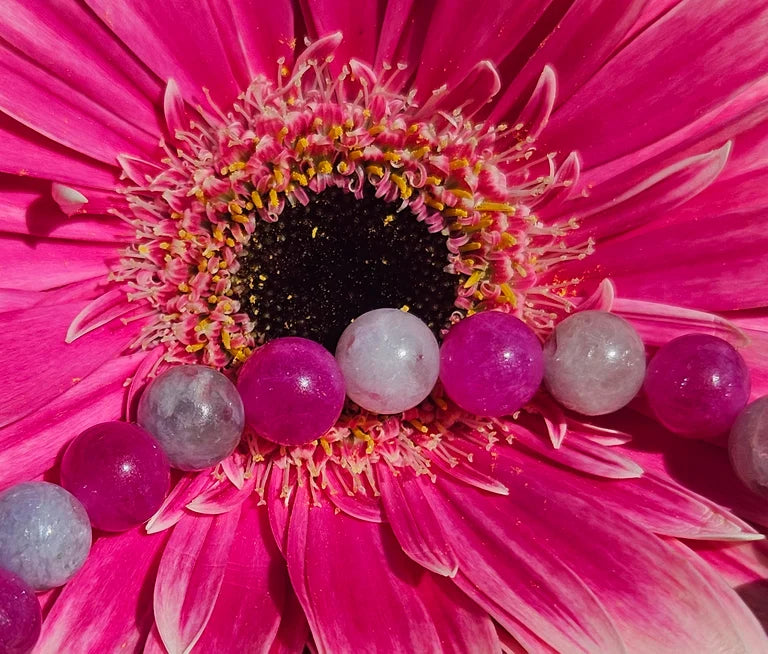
[60, 422, 170, 532]
[0, 567, 41, 654]
[543, 311, 646, 416]
[644, 334, 751, 438]
[439, 312, 544, 417]
[729, 396, 768, 497]
[238, 337, 346, 446]
[335, 309, 440, 414]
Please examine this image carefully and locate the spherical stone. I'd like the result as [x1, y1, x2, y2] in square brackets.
[0, 568, 41, 654]
[238, 337, 346, 445]
[0, 482, 91, 591]
[729, 396, 768, 497]
[644, 333, 751, 438]
[439, 312, 544, 417]
[543, 310, 646, 416]
[335, 309, 440, 414]
[137, 365, 245, 471]
[60, 421, 170, 532]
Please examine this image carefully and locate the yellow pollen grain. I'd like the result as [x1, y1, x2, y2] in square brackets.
[286, 96, 296, 106]
[306, 166, 316, 178]
[137, 244, 150, 255]
[425, 198, 445, 211]
[208, 295, 218, 304]
[368, 124, 386, 136]
[228, 201, 243, 214]
[449, 158, 469, 170]
[408, 124, 420, 134]
[171, 212, 182, 220]
[365, 165, 384, 177]
[450, 188, 473, 200]
[311, 227, 318, 238]
[400, 305, 410, 312]
[233, 213, 249, 224]
[383, 151, 401, 162]
[213, 228, 224, 242]
[251, 191, 263, 209]
[383, 215, 395, 225]
[362, 108, 371, 118]
[245, 202, 254, 210]
[218, 261, 228, 269]
[291, 171, 308, 186]
[221, 330, 232, 350]
[273, 168, 284, 184]
[212, 274, 221, 283]
[473, 162, 483, 174]
[225, 237, 235, 247]
[352, 428, 375, 454]
[319, 438, 333, 456]
[159, 242, 170, 250]
[411, 146, 430, 159]
[444, 207, 468, 218]
[318, 160, 333, 175]
[477, 201, 515, 213]
[337, 161, 349, 173]
[328, 125, 343, 140]
[277, 126, 289, 143]
[514, 264, 528, 278]
[198, 261, 208, 272]
[220, 166, 229, 175]
[425, 176, 443, 186]
[349, 150, 364, 160]
[459, 242, 483, 252]
[499, 232, 517, 248]
[295, 137, 309, 155]
[186, 343, 206, 353]
[390, 174, 412, 199]
[229, 161, 246, 172]
[178, 282, 190, 293]
[259, 274, 268, 281]
[500, 283, 518, 307]
[268, 188, 279, 207]
[463, 271, 483, 289]
[280, 65, 290, 77]
[474, 291, 484, 300]
[286, 183, 295, 193]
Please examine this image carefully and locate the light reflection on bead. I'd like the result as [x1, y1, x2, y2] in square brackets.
[0, 567, 41, 654]
[644, 333, 750, 438]
[543, 311, 646, 416]
[335, 309, 440, 415]
[729, 396, 768, 497]
[439, 312, 543, 417]
[138, 365, 245, 471]
[0, 482, 91, 591]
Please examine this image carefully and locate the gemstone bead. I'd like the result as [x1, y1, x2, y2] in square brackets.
[644, 333, 751, 438]
[439, 312, 544, 417]
[0, 567, 41, 654]
[138, 365, 245, 471]
[238, 337, 346, 445]
[335, 309, 440, 414]
[543, 310, 646, 416]
[729, 396, 768, 497]
[0, 482, 91, 591]
[60, 422, 170, 532]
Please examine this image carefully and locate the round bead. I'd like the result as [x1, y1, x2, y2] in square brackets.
[60, 422, 170, 532]
[644, 333, 751, 438]
[0, 568, 41, 654]
[138, 365, 245, 471]
[238, 337, 346, 445]
[0, 482, 91, 591]
[543, 311, 646, 416]
[439, 312, 543, 417]
[335, 309, 440, 414]
[729, 396, 768, 497]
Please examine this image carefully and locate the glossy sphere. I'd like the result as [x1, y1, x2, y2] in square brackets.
[440, 312, 544, 417]
[644, 334, 750, 438]
[238, 337, 346, 445]
[61, 422, 170, 532]
[335, 309, 440, 414]
[138, 365, 245, 471]
[0, 483, 91, 591]
[729, 396, 768, 497]
[0, 568, 41, 654]
[543, 311, 646, 416]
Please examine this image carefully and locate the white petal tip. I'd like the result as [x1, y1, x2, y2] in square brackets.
[51, 183, 88, 216]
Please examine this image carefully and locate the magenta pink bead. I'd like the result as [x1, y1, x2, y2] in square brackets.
[237, 337, 346, 446]
[439, 312, 544, 417]
[60, 422, 170, 532]
[0, 567, 40, 654]
[644, 334, 750, 438]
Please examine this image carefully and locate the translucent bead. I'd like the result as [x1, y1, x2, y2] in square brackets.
[238, 337, 346, 445]
[0, 482, 91, 591]
[0, 567, 41, 654]
[729, 396, 768, 497]
[335, 309, 440, 414]
[543, 311, 646, 416]
[61, 422, 170, 532]
[644, 333, 750, 438]
[439, 312, 543, 417]
[138, 365, 245, 471]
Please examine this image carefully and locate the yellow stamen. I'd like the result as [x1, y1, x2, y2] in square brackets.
[500, 283, 518, 307]
[408, 419, 429, 434]
[444, 207, 468, 218]
[425, 198, 445, 211]
[477, 201, 516, 213]
[463, 271, 483, 289]
[383, 151, 401, 163]
[291, 171, 308, 186]
[251, 191, 263, 209]
[459, 242, 483, 252]
[295, 137, 309, 155]
[311, 227, 319, 238]
[365, 165, 384, 177]
[186, 343, 206, 353]
[449, 158, 469, 170]
[269, 188, 279, 207]
[390, 174, 412, 199]
[328, 125, 343, 140]
[318, 160, 333, 175]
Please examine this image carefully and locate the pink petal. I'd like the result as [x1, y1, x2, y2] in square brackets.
[324, 468, 383, 522]
[0, 299, 144, 427]
[35, 529, 168, 654]
[545, 1, 768, 168]
[0, 351, 144, 492]
[66, 288, 136, 343]
[415, 60, 501, 121]
[145, 473, 215, 534]
[377, 467, 459, 576]
[286, 486, 443, 652]
[163, 79, 188, 140]
[507, 65, 556, 140]
[266, 465, 291, 556]
[154, 509, 241, 654]
[143, 624, 166, 654]
[194, 500, 286, 653]
[268, 589, 310, 654]
[186, 475, 256, 515]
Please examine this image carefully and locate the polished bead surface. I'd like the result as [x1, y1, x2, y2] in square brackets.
[440, 311, 544, 417]
[543, 310, 646, 416]
[644, 333, 750, 438]
[60, 421, 170, 532]
[138, 365, 245, 471]
[0, 483, 91, 591]
[729, 396, 768, 497]
[0, 567, 41, 654]
[335, 309, 440, 414]
[238, 337, 346, 445]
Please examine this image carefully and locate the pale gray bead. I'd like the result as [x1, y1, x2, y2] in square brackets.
[0, 482, 92, 591]
[543, 311, 646, 416]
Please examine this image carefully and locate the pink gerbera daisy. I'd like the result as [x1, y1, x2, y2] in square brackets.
[2, 1, 768, 652]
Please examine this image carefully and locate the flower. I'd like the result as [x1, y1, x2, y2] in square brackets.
[1, 1, 768, 652]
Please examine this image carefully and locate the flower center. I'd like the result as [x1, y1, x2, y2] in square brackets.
[234, 185, 456, 349]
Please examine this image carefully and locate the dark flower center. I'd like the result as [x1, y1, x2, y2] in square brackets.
[234, 186, 458, 350]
